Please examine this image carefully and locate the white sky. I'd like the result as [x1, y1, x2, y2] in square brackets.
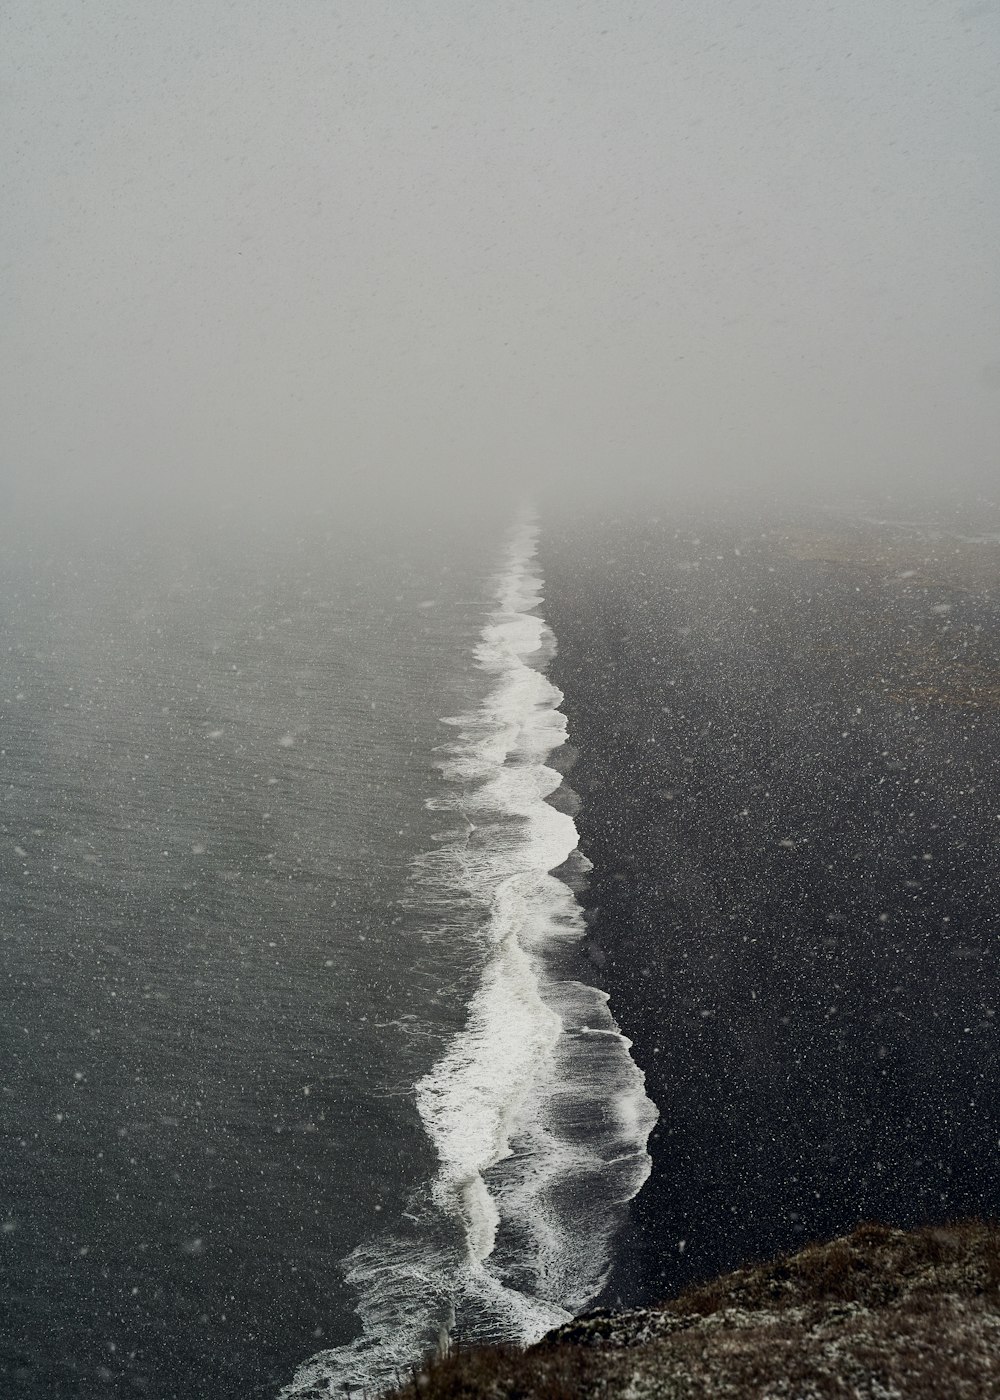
[2, 0, 998, 519]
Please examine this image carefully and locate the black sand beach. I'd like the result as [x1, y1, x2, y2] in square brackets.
[542, 506, 1000, 1305]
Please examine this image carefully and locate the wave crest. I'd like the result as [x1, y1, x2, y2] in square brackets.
[279, 518, 657, 1398]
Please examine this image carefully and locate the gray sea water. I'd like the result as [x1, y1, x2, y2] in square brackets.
[0, 508, 655, 1399]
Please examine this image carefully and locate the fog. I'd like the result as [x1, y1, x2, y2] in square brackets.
[2, 0, 998, 531]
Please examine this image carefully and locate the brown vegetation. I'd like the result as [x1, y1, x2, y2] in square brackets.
[884, 643, 1000, 710]
[386, 1222, 1000, 1399]
[782, 526, 1000, 596]
[779, 523, 1000, 710]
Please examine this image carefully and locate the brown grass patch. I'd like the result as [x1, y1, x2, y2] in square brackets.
[886, 641, 1000, 709]
[385, 1222, 1000, 1400]
[782, 526, 1000, 596]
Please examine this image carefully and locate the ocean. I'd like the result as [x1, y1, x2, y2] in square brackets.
[0, 506, 656, 1398]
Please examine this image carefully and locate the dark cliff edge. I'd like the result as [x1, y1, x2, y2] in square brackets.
[387, 1222, 1000, 1398]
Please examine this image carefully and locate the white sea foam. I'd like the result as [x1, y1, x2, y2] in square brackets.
[279, 518, 657, 1399]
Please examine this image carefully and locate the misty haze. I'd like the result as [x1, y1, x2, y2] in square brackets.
[1, 3, 999, 1398]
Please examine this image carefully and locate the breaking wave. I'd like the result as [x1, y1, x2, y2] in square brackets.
[279, 518, 657, 1398]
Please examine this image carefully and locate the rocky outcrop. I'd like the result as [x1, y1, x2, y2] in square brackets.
[388, 1222, 1000, 1398]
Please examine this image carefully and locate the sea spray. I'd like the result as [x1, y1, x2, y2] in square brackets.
[279, 519, 657, 1398]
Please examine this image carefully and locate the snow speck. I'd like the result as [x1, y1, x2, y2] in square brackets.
[279, 733, 296, 748]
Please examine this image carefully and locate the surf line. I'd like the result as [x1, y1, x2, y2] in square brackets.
[413, 514, 659, 1340]
[280, 516, 657, 1398]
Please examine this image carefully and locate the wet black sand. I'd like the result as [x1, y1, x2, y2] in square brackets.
[542, 506, 1000, 1305]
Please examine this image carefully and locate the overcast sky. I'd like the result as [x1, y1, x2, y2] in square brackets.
[2, 0, 998, 522]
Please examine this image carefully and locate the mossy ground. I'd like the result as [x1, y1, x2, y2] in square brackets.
[386, 1223, 1000, 1399]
